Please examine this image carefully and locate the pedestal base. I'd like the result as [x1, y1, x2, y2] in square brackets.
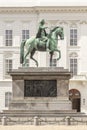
[8, 67, 72, 112]
[9, 99, 72, 110]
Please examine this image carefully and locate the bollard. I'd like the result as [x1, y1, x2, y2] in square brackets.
[2, 116, 7, 125]
[34, 116, 39, 125]
[66, 116, 71, 125]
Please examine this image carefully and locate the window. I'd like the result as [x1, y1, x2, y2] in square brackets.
[70, 28, 77, 46]
[5, 92, 12, 107]
[5, 59, 12, 76]
[70, 58, 77, 75]
[22, 30, 29, 41]
[5, 30, 13, 46]
[50, 59, 57, 67]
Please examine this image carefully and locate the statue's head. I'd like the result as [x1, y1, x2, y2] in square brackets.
[40, 19, 45, 25]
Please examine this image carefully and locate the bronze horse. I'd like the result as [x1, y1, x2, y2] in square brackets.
[20, 26, 64, 67]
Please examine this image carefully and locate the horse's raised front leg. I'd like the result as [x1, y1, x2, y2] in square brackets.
[30, 49, 38, 67]
[54, 49, 61, 61]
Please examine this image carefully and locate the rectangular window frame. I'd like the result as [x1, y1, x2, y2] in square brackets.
[70, 58, 78, 75]
[5, 30, 13, 46]
[5, 59, 13, 78]
[70, 28, 77, 46]
[5, 92, 12, 107]
[22, 30, 29, 41]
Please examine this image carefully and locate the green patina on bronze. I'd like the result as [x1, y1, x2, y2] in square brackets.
[20, 19, 64, 67]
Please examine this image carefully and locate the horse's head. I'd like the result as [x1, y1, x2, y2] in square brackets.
[50, 26, 64, 40]
[56, 27, 64, 40]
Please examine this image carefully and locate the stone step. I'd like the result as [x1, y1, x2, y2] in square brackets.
[2, 109, 77, 114]
[1, 110, 86, 118]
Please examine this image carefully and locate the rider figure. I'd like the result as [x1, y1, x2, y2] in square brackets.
[36, 19, 49, 51]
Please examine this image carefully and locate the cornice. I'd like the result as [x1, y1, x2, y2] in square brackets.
[0, 7, 35, 14]
[68, 46, 80, 51]
[0, 6, 87, 14]
[0, 46, 19, 48]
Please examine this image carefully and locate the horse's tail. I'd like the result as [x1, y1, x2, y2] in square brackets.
[20, 40, 26, 64]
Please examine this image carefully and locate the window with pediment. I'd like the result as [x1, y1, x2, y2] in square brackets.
[4, 53, 13, 78]
[69, 52, 78, 75]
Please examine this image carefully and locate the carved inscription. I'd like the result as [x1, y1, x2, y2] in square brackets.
[24, 80, 57, 97]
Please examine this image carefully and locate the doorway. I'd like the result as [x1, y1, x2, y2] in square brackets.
[69, 89, 81, 112]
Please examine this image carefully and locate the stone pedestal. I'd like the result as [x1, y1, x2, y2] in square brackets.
[9, 67, 72, 111]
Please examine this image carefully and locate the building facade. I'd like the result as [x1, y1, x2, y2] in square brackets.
[0, 6, 87, 113]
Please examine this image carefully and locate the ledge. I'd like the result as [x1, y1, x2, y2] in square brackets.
[0, 6, 87, 14]
[8, 67, 72, 79]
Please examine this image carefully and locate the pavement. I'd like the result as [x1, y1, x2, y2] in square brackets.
[0, 125, 87, 130]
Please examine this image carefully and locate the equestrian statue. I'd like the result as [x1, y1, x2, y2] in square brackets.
[20, 19, 64, 67]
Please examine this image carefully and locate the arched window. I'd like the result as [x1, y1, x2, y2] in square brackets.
[5, 92, 12, 107]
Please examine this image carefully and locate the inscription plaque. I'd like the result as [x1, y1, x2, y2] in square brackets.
[24, 80, 57, 97]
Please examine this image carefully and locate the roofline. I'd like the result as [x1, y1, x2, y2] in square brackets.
[0, 6, 87, 8]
